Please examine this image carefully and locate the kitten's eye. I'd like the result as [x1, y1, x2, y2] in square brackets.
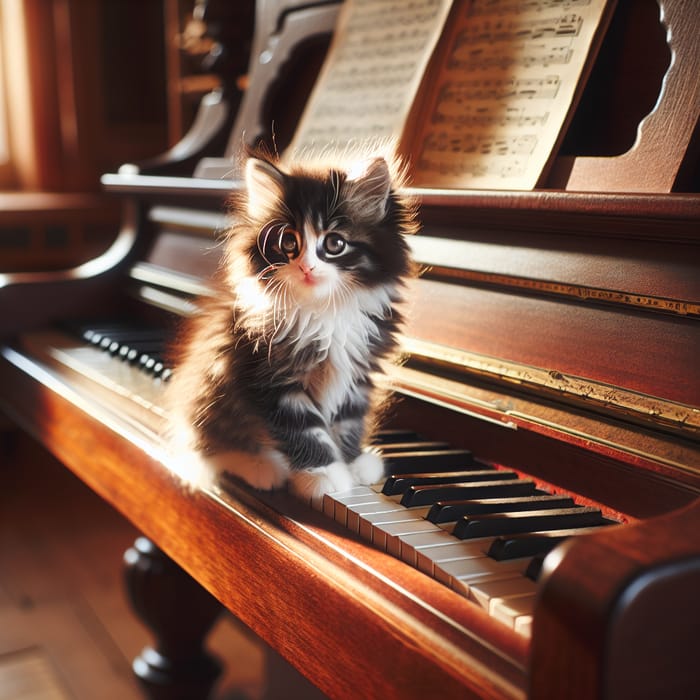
[323, 232, 346, 256]
[279, 230, 301, 258]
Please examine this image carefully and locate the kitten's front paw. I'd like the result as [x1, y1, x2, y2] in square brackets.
[209, 448, 290, 491]
[349, 451, 385, 486]
[288, 461, 354, 506]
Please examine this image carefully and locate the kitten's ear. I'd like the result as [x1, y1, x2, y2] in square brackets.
[345, 157, 392, 220]
[245, 157, 285, 217]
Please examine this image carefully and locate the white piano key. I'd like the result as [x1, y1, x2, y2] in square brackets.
[358, 507, 432, 544]
[514, 614, 533, 637]
[491, 594, 537, 630]
[328, 486, 378, 505]
[345, 500, 407, 533]
[320, 470, 552, 641]
[398, 529, 456, 566]
[323, 484, 389, 514]
[371, 519, 442, 555]
[324, 486, 384, 524]
[361, 508, 430, 526]
[436, 556, 529, 591]
[414, 538, 495, 574]
[467, 577, 538, 612]
[400, 535, 489, 571]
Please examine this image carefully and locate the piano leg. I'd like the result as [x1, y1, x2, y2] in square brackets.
[123, 536, 223, 700]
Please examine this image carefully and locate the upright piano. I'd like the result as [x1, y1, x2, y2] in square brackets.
[1, 1, 699, 698]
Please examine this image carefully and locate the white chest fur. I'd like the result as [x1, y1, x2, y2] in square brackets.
[293, 285, 393, 420]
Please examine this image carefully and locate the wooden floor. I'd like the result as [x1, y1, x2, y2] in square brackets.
[0, 429, 325, 700]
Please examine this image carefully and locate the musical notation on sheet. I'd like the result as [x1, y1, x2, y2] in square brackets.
[412, 0, 611, 189]
[286, 0, 453, 164]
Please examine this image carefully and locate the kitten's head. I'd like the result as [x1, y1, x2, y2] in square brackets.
[228, 152, 416, 308]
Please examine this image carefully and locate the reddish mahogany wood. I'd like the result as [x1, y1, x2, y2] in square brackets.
[123, 537, 224, 699]
[0, 348, 528, 700]
[404, 277, 700, 408]
[564, 0, 700, 192]
[530, 500, 700, 699]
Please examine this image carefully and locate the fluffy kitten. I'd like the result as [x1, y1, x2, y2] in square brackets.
[166, 152, 416, 502]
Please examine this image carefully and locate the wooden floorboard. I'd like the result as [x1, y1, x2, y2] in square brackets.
[0, 430, 323, 699]
[0, 648, 72, 700]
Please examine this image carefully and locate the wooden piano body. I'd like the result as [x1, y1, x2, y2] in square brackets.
[1, 1, 699, 698]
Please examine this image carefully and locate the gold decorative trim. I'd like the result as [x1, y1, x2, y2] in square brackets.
[400, 336, 700, 435]
[422, 265, 700, 318]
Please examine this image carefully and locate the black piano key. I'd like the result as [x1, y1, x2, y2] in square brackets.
[81, 327, 166, 363]
[426, 494, 574, 523]
[382, 449, 475, 472]
[487, 524, 612, 561]
[140, 354, 169, 376]
[119, 343, 164, 362]
[400, 476, 530, 507]
[371, 430, 422, 445]
[68, 320, 173, 381]
[525, 553, 546, 581]
[140, 354, 157, 371]
[81, 327, 119, 344]
[453, 506, 604, 540]
[382, 469, 500, 496]
[83, 327, 165, 346]
[487, 529, 579, 561]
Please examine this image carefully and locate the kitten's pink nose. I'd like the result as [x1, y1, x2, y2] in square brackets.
[299, 263, 318, 285]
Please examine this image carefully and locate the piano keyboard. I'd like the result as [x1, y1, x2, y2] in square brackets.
[27, 322, 619, 638]
[77, 322, 174, 381]
[318, 433, 615, 637]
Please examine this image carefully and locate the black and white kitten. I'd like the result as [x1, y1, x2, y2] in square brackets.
[166, 152, 416, 502]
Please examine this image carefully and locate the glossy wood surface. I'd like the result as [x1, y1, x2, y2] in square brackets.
[0, 347, 530, 700]
[531, 500, 700, 699]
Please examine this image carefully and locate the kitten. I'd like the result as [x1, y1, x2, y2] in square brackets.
[166, 152, 416, 502]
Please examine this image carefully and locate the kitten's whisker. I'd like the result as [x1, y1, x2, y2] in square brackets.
[269, 281, 292, 348]
[334, 278, 354, 309]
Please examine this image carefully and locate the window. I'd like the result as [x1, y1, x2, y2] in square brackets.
[0, 0, 15, 187]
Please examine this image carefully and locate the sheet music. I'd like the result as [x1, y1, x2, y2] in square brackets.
[412, 0, 611, 189]
[285, 0, 453, 165]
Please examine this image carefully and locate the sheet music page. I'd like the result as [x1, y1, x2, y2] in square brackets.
[285, 0, 453, 165]
[411, 0, 612, 189]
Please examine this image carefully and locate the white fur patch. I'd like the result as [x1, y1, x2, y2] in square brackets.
[245, 158, 285, 217]
[213, 447, 290, 490]
[165, 443, 290, 492]
[288, 461, 355, 507]
[288, 284, 395, 421]
[349, 451, 385, 485]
